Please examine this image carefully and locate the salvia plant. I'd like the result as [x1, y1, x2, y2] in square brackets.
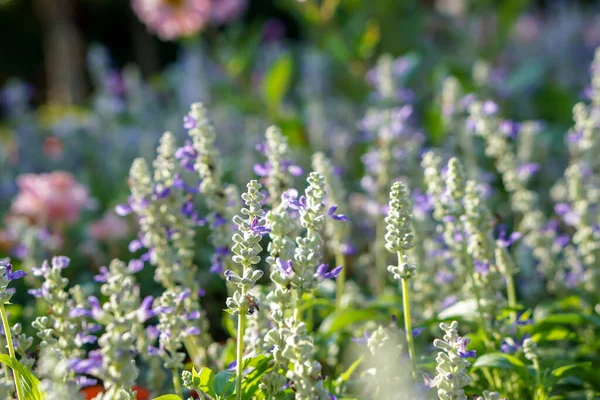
[3, 27, 600, 400]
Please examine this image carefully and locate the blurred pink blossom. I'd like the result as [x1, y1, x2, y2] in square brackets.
[87, 212, 129, 241]
[11, 171, 90, 225]
[210, 0, 247, 25]
[132, 0, 212, 41]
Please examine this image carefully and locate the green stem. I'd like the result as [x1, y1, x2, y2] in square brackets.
[335, 252, 346, 310]
[461, 243, 486, 327]
[0, 304, 24, 400]
[183, 336, 204, 369]
[235, 286, 247, 400]
[506, 273, 517, 322]
[173, 368, 183, 398]
[397, 251, 416, 380]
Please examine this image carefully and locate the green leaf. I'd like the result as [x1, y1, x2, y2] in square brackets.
[319, 309, 384, 334]
[337, 357, 363, 383]
[152, 396, 184, 400]
[472, 353, 529, 378]
[262, 53, 293, 111]
[534, 313, 600, 329]
[197, 366, 216, 397]
[241, 355, 271, 397]
[531, 327, 578, 343]
[546, 362, 593, 390]
[213, 370, 235, 398]
[0, 354, 43, 400]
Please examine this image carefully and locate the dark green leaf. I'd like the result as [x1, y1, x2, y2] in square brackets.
[472, 353, 529, 378]
[213, 370, 235, 398]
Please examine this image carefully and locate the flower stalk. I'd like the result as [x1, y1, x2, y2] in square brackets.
[0, 303, 24, 400]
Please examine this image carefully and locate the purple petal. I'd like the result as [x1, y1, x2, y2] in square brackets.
[115, 204, 132, 216]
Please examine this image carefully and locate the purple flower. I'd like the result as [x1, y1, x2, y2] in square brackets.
[456, 337, 476, 358]
[435, 270, 454, 284]
[128, 239, 144, 253]
[315, 264, 343, 279]
[75, 332, 97, 345]
[328, 205, 349, 221]
[184, 326, 200, 336]
[213, 213, 227, 228]
[281, 160, 303, 176]
[280, 188, 297, 202]
[474, 260, 489, 275]
[500, 121, 521, 139]
[288, 195, 307, 211]
[52, 256, 70, 269]
[154, 186, 171, 199]
[555, 203, 580, 226]
[76, 376, 98, 388]
[115, 203, 132, 216]
[68, 350, 103, 375]
[175, 140, 198, 172]
[5, 264, 26, 281]
[137, 296, 157, 322]
[28, 287, 48, 298]
[482, 100, 499, 115]
[147, 325, 160, 340]
[210, 258, 224, 274]
[183, 115, 197, 130]
[516, 163, 541, 180]
[186, 310, 201, 320]
[128, 259, 144, 273]
[87, 296, 104, 320]
[93, 266, 110, 283]
[181, 201, 195, 217]
[496, 227, 522, 248]
[141, 249, 154, 262]
[147, 345, 161, 356]
[412, 327, 425, 337]
[249, 216, 270, 235]
[276, 259, 294, 276]
[341, 243, 357, 256]
[254, 163, 268, 177]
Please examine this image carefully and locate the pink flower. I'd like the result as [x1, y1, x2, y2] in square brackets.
[11, 171, 90, 225]
[132, 0, 212, 41]
[87, 212, 129, 241]
[210, 0, 247, 25]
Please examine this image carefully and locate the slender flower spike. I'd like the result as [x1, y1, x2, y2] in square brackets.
[256, 126, 301, 206]
[385, 182, 415, 254]
[433, 321, 473, 400]
[227, 180, 268, 400]
[384, 181, 418, 378]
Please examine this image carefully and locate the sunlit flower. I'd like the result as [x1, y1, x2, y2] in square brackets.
[11, 171, 90, 225]
[132, 0, 211, 41]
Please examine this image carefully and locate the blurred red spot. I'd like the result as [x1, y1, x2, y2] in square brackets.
[80, 385, 151, 400]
